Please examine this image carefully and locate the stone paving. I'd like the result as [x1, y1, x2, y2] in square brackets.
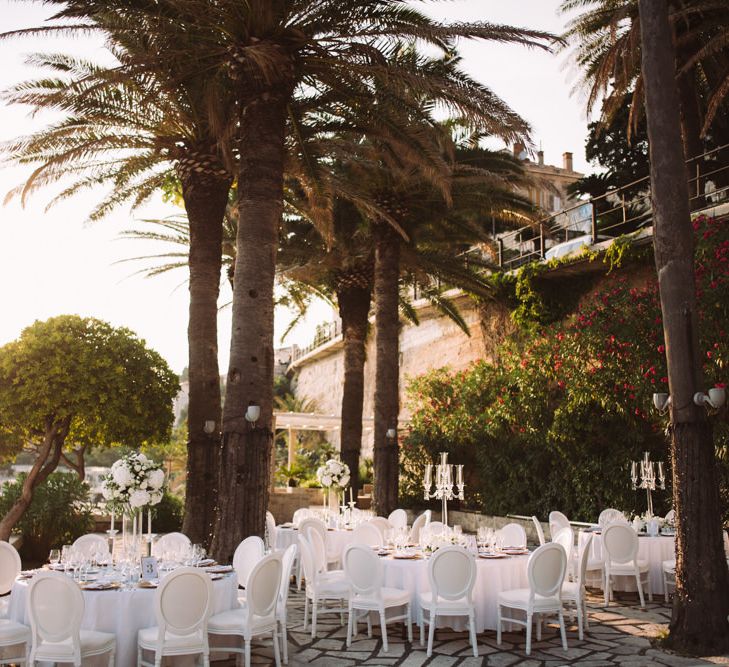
[239, 587, 729, 667]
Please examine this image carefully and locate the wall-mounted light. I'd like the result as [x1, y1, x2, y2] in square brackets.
[693, 387, 726, 410]
[245, 404, 261, 424]
[386, 428, 397, 439]
[652, 393, 672, 416]
[203, 420, 216, 434]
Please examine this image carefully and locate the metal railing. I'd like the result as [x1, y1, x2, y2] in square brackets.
[492, 143, 729, 271]
[289, 318, 342, 365]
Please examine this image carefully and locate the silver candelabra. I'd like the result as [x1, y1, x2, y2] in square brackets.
[631, 451, 665, 516]
[423, 452, 464, 527]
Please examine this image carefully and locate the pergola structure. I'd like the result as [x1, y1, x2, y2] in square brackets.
[273, 411, 410, 467]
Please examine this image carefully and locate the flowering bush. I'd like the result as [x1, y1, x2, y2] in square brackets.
[101, 452, 166, 511]
[316, 458, 350, 489]
[401, 214, 729, 523]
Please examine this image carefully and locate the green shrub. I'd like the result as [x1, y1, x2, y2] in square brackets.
[152, 491, 184, 533]
[0, 472, 93, 561]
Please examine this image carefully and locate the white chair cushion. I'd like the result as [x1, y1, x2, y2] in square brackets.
[560, 581, 580, 600]
[138, 627, 203, 652]
[308, 577, 349, 598]
[586, 559, 603, 571]
[608, 559, 649, 574]
[353, 588, 410, 609]
[36, 630, 114, 660]
[662, 559, 676, 573]
[0, 597, 10, 620]
[418, 591, 474, 613]
[498, 588, 562, 612]
[208, 608, 276, 636]
[0, 619, 29, 645]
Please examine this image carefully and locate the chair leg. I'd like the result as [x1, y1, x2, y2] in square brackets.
[536, 613, 542, 641]
[635, 569, 645, 608]
[367, 613, 372, 638]
[497, 605, 502, 646]
[203, 647, 210, 667]
[576, 599, 584, 641]
[525, 611, 533, 656]
[346, 605, 354, 648]
[427, 611, 436, 657]
[244, 639, 251, 667]
[647, 572, 653, 602]
[406, 603, 413, 643]
[282, 616, 289, 665]
[296, 561, 302, 590]
[137, 645, 142, 667]
[109, 646, 115, 667]
[558, 609, 568, 651]
[469, 611, 478, 658]
[272, 627, 281, 667]
[303, 594, 309, 632]
[419, 608, 424, 646]
[380, 609, 389, 653]
[604, 571, 611, 607]
[583, 597, 590, 631]
[311, 596, 318, 639]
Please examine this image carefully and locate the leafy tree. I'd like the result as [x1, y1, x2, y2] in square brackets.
[0, 315, 179, 540]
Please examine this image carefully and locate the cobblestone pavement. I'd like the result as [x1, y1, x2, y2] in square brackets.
[238, 587, 729, 667]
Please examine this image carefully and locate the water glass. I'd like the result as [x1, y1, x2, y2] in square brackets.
[49, 549, 61, 566]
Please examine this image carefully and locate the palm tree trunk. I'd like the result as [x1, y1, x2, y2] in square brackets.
[373, 223, 400, 516]
[210, 97, 288, 563]
[336, 281, 371, 503]
[181, 170, 231, 548]
[639, 0, 729, 654]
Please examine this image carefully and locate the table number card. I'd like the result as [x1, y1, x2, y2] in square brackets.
[140, 556, 159, 581]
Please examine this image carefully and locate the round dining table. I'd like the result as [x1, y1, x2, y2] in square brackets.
[578, 530, 675, 595]
[380, 552, 530, 632]
[8, 572, 239, 667]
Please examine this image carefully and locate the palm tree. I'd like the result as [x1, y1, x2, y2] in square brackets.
[639, 0, 729, 653]
[0, 45, 236, 546]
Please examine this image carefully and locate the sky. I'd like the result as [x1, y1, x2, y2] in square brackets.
[0, 0, 594, 375]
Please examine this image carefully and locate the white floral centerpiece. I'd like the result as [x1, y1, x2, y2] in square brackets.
[316, 458, 350, 512]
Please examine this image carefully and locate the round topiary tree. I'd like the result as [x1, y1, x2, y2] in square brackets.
[0, 315, 179, 540]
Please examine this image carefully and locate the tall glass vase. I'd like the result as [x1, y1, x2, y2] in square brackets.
[328, 488, 340, 514]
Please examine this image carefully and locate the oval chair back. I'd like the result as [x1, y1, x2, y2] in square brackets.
[306, 529, 329, 575]
[153, 532, 191, 557]
[298, 518, 327, 548]
[387, 509, 408, 531]
[246, 554, 283, 622]
[156, 566, 213, 637]
[548, 511, 570, 539]
[409, 510, 431, 544]
[233, 536, 265, 589]
[297, 534, 316, 586]
[351, 523, 381, 548]
[369, 517, 392, 540]
[72, 534, 109, 558]
[425, 521, 445, 536]
[428, 546, 476, 604]
[531, 517, 546, 546]
[528, 543, 567, 600]
[498, 523, 527, 549]
[292, 508, 310, 527]
[603, 523, 639, 565]
[343, 545, 384, 600]
[664, 509, 675, 525]
[552, 526, 574, 565]
[28, 572, 84, 648]
[0, 541, 22, 595]
[598, 508, 628, 530]
[265, 511, 278, 551]
[576, 533, 594, 588]
[278, 543, 297, 606]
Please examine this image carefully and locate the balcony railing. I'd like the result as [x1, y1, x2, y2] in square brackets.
[290, 319, 342, 365]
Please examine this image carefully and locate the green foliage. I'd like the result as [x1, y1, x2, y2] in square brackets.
[402, 214, 729, 523]
[0, 473, 93, 561]
[359, 458, 374, 485]
[151, 491, 184, 533]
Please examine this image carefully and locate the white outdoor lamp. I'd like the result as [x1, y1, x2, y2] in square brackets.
[203, 420, 216, 434]
[245, 404, 261, 424]
[386, 428, 397, 439]
[652, 393, 671, 415]
[693, 387, 726, 410]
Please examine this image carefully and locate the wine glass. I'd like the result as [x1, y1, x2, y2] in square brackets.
[49, 549, 61, 567]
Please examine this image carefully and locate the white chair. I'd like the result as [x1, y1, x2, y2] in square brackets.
[562, 534, 593, 640]
[0, 541, 21, 619]
[292, 508, 310, 527]
[662, 559, 676, 598]
[418, 546, 477, 658]
[549, 511, 570, 540]
[299, 518, 339, 569]
[387, 509, 408, 531]
[208, 553, 283, 667]
[307, 530, 343, 583]
[425, 521, 445, 535]
[276, 544, 297, 664]
[298, 535, 348, 639]
[72, 534, 109, 558]
[153, 532, 191, 557]
[266, 511, 278, 552]
[598, 508, 628, 529]
[233, 536, 265, 602]
[137, 566, 213, 667]
[498, 523, 527, 549]
[351, 523, 382, 548]
[0, 618, 30, 667]
[28, 572, 116, 667]
[409, 510, 431, 544]
[369, 517, 393, 541]
[664, 509, 675, 525]
[552, 526, 575, 578]
[497, 543, 568, 656]
[531, 517, 546, 546]
[343, 545, 412, 653]
[603, 523, 651, 608]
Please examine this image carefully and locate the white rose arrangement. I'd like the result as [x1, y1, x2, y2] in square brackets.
[316, 458, 351, 489]
[101, 451, 165, 512]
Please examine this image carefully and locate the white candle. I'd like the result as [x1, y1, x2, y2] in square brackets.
[110, 509, 115, 533]
[147, 509, 152, 537]
[349, 487, 353, 504]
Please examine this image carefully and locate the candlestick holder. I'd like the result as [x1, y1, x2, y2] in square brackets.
[106, 529, 118, 561]
[144, 534, 155, 558]
[423, 452, 465, 527]
[630, 451, 665, 516]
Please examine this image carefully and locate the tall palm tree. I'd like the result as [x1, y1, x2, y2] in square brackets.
[0, 46, 236, 546]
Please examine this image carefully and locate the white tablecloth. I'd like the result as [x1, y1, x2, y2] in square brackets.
[579, 531, 675, 595]
[9, 574, 238, 667]
[381, 554, 529, 632]
[276, 526, 355, 561]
